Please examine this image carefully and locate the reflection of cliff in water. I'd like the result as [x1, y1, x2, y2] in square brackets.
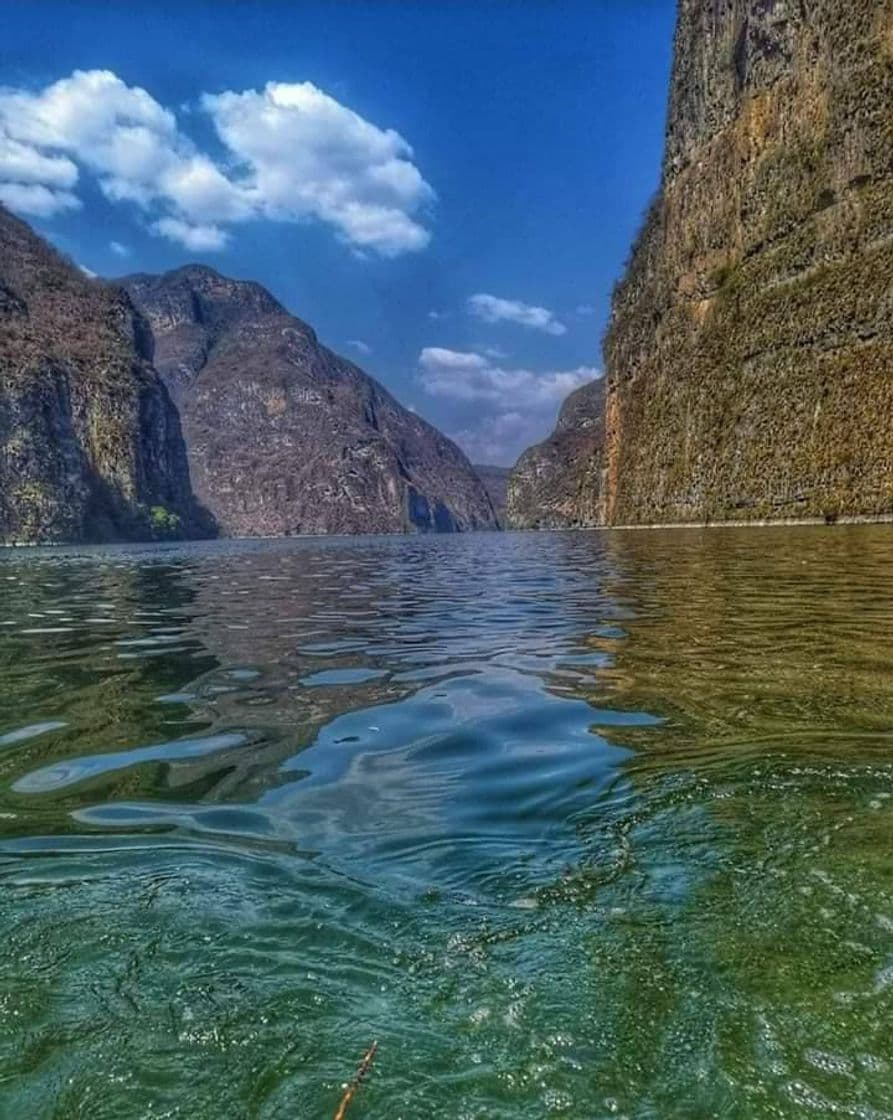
[0, 541, 420, 827]
[165, 539, 426, 802]
[575, 525, 893, 762]
[171, 533, 627, 807]
[525, 527, 893, 1115]
[0, 556, 219, 821]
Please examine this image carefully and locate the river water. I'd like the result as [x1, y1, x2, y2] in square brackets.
[1, 527, 892, 1118]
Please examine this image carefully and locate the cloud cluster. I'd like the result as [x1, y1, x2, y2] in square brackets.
[417, 346, 598, 464]
[0, 70, 433, 256]
[468, 292, 566, 336]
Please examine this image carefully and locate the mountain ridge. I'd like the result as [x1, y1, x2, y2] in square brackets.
[507, 379, 605, 529]
[123, 265, 498, 537]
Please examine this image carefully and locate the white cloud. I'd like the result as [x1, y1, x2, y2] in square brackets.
[0, 69, 433, 256]
[576, 303, 595, 316]
[449, 410, 536, 466]
[417, 346, 599, 464]
[346, 339, 372, 355]
[418, 347, 594, 407]
[202, 81, 433, 256]
[419, 347, 489, 375]
[0, 180, 80, 217]
[109, 239, 130, 256]
[152, 216, 229, 251]
[0, 133, 77, 188]
[467, 292, 566, 336]
[0, 70, 181, 201]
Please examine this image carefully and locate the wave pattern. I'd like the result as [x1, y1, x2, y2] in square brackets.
[1, 527, 893, 1117]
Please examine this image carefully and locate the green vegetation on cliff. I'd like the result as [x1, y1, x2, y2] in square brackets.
[510, 0, 893, 528]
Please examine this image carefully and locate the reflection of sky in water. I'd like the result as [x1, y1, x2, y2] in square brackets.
[2, 529, 893, 1117]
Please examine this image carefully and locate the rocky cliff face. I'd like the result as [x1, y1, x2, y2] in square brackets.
[123, 267, 497, 537]
[514, 0, 893, 527]
[0, 207, 211, 544]
[507, 379, 605, 529]
[473, 464, 510, 526]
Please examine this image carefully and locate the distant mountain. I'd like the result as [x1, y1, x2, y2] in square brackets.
[124, 266, 498, 537]
[507, 379, 605, 529]
[0, 207, 211, 545]
[473, 465, 510, 527]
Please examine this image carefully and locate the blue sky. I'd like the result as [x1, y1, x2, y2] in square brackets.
[1, 0, 676, 465]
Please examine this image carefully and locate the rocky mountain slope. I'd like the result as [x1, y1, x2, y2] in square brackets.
[512, 0, 893, 527]
[124, 267, 498, 537]
[0, 207, 211, 544]
[507, 379, 605, 529]
[473, 464, 510, 526]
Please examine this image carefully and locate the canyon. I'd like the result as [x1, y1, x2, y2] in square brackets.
[510, 0, 893, 528]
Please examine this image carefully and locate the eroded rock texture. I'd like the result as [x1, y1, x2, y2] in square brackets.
[507, 380, 605, 529]
[124, 267, 498, 537]
[473, 464, 511, 526]
[0, 207, 211, 544]
[513, 0, 893, 527]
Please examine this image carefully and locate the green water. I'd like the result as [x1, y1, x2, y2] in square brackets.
[1, 527, 893, 1119]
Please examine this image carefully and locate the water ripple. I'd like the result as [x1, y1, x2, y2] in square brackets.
[1, 528, 893, 1116]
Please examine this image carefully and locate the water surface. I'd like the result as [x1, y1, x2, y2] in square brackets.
[1, 528, 893, 1118]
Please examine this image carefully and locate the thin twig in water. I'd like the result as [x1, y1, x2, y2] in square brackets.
[333, 1040, 379, 1120]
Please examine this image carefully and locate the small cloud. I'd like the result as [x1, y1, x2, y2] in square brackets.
[109, 239, 130, 257]
[419, 347, 489, 374]
[448, 410, 532, 466]
[346, 339, 372, 355]
[468, 292, 566, 336]
[417, 345, 599, 464]
[575, 304, 595, 316]
[79, 263, 97, 278]
[477, 344, 508, 360]
[418, 347, 594, 406]
[0, 181, 80, 217]
[151, 216, 229, 251]
[428, 309, 448, 321]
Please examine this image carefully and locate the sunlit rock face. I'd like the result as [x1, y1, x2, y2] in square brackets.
[125, 266, 498, 538]
[516, 0, 893, 527]
[507, 379, 605, 529]
[0, 207, 211, 544]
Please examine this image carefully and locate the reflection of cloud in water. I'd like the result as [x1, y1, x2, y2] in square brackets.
[148, 533, 626, 807]
[70, 667, 645, 901]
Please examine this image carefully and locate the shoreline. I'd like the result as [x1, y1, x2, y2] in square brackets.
[515, 512, 893, 533]
[6, 511, 893, 549]
[592, 512, 893, 532]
